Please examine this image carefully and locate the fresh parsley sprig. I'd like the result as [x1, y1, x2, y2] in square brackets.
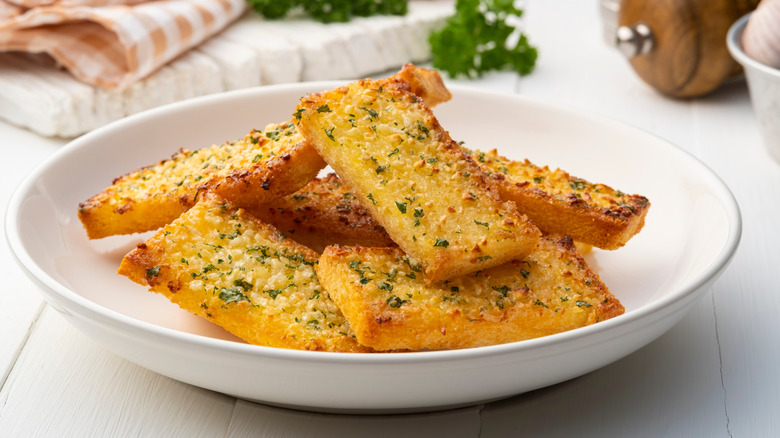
[429, 0, 538, 78]
[247, 0, 408, 23]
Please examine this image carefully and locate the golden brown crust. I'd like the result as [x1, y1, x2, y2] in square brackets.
[77, 148, 194, 240]
[78, 121, 325, 239]
[207, 122, 327, 208]
[467, 149, 650, 250]
[118, 193, 371, 353]
[317, 236, 624, 351]
[247, 173, 395, 253]
[296, 76, 541, 284]
[395, 63, 453, 108]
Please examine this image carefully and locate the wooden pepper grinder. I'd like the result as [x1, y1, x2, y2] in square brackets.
[616, 0, 761, 98]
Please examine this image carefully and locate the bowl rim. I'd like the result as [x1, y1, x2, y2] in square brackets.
[727, 12, 780, 78]
[5, 82, 743, 366]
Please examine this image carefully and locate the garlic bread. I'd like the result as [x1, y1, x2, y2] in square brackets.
[248, 173, 395, 253]
[118, 193, 369, 352]
[78, 121, 325, 239]
[296, 77, 541, 284]
[317, 235, 624, 351]
[395, 63, 453, 108]
[467, 148, 650, 249]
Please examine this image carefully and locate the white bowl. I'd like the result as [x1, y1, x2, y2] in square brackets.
[727, 13, 780, 164]
[5, 82, 741, 413]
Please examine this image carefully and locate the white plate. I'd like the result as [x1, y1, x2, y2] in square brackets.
[6, 82, 741, 413]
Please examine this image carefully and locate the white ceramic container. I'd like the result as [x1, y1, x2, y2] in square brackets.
[728, 13, 780, 164]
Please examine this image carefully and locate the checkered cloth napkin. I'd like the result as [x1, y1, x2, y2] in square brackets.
[0, 0, 247, 89]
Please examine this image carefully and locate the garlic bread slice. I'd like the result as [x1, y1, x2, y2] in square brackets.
[296, 77, 541, 283]
[466, 148, 650, 250]
[248, 173, 395, 253]
[317, 235, 624, 351]
[118, 193, 369, 352]
[78, 121, 325, 239]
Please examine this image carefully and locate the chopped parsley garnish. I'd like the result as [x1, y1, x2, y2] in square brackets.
[433, 238, 450, 248]
[378, 281, 394, 292]
[402, 257, 422, 272]
[264, 283, 294, 299]
[386, 295, 408, 308]
[219, 230, 242, 240]
[569, 179, 587, 191]
[145, 266, 160, 278]
[233, 278, 254, 291]
[492, 285, 510, 297]
[324, 127, 335, 141]
[361, 106, 379, 120]
[219, 287, 251, 304]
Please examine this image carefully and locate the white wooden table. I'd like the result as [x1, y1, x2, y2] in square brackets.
[2, 1, 779, 436]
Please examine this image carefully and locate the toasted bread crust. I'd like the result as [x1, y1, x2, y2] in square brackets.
[296, 77, 540, 284]
[468, 148, 650, 249]
[395, 63, 453, 108]
[317, 236, 624, 351]
[78, 121, 325, 239]
[247, 173, 395, 253]
[118, 193, 370, 352]
[208, 121, 327, 207]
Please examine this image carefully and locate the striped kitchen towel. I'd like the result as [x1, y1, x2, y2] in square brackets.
[0, 0, 247, 89]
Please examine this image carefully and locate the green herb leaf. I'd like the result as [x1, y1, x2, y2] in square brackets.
[492, 285, 510, 297]
[145, 266, 161, 278]
[378, 281, 394, 292]
[569, 179, 587, 191]
[386, 295, 407, 308]
[433, 238, 450, 248]
[265, 283, 293, 299]
[233, 278, 254, 291]
[248, 0, 408, 23]
[429, 0, 538, 78]
[324, 127, 335, 141]
[219, 287, 251, 304]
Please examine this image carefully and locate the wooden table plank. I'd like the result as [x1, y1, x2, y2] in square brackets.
[0, 306, 236, 438]
[689, 81, 780, 437]
[480, 294, 729, 438]
[226, 401, 482, 438]
[0, 121, 63, 388]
